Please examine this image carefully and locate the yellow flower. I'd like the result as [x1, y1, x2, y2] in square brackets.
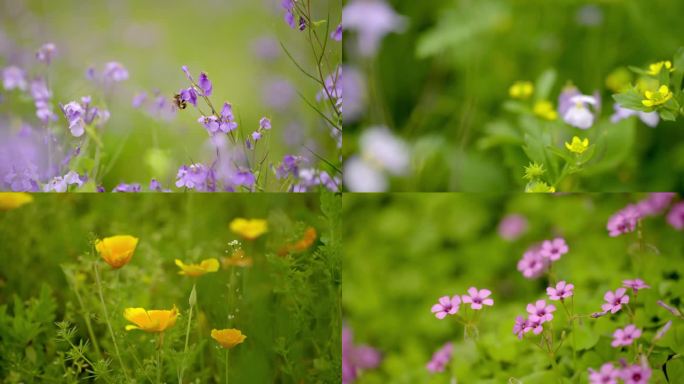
[523, 162, 545, 181]
[0, 193, 33, 210]
[605, 67, 632, 93]
[175, 258, 220, 277]
[222, 249, 253, 268]
[95, 235, 139, 269]
[229, 218, 268, 240]
[124, 306, 178, 332]
[533, 100, 558, 121]
[525, 182, 556, 193]
[642, 85, 673, 107]
[509, 81, 534, 99]
[211, 328, 246, 349]
[647, 60, 673, 75]
[565, 136, 589, 154]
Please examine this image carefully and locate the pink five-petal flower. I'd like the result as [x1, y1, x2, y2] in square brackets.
[513, 316, 527, 339]
[461, 287, 494, 310]
[622, 279, 650, 294]
[546, 280, 574, 301]
[588, 363, 620, 384]
[430, 295, 461, 319]
[523, 318, 543, 335]
[611, 324, 642, 347]
[526, 299, 556, 323]
[602, 288, 629, 314]
[540, 237, 569, 261]
[620, 362, 651, 384]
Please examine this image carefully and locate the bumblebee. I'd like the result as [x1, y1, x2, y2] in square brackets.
[173, 93, 187, 110]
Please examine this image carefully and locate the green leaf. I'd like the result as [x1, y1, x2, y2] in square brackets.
[573, 324, 599, 351]
[582, 118, 636, 175]
[666, 358, 684, 383]
[612, 87, 648, 112]
[535, 69, 557, 101]
[659, 109, 677, 121]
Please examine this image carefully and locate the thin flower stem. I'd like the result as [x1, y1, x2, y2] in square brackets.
[67, 268, 102, 358]
[94, 262, 130, 383]
[179, 283, 196, 383]
[157, 333, 164, 384]
[225, 349, 230, 384]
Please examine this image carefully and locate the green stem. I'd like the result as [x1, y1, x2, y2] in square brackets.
[179, 283, 196, 383]
[157, 333, 164, 384]
[68, 270, 102, 358]
[94, 262, 130, 383]
[225, 349, 230, 384]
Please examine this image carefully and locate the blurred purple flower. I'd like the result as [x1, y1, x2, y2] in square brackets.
[103, 62, 129, 82]
[36, 43, 57, 65]
[563, 94, 598, 129]
[657, 300, 682, 317]
[275, 154, 304, 179]
[44, 171, 83, 192]
[198, 115, 220, 135]
[198, 72, 212, 96]
[343, 327, 382, 384]
[612, 324, 641, 347]
[180, 87, 198, 107]
[149, 178, 170, 192]
[262, 78, 295, 110]
[539, 237, 568, 261]
[61, 101, 86, 137]
[620, 361, 651, 384]
[30, 78, 58, 124]
[607, 204, 640, 237]
[132, 91, 147, 108]
[331, 24, 343, 41]
[2, 66, 27, 91]
[611, 103, 659, 127]
[250, 36, 280, 60]
[113, 183, 141, 192]
[259, 117, 271, 130]
[667, 202, 684, 230]
[517, 245, 547, 279]
[281, 0, 296, 29]
[426, 342, 453, 373]
[175, 163, 215, 191]
[251, 131, 261, 142]
[636, 192, 675, 216]
[341, 66, 367, 123]
[318, 67, 342, 110]
[343, 0, 407, 56]
[513, 316, 527, 339]
[623, 279, 650, 294]
[497, 213, 528, 240]
[232, 169, 255, 189]
[181, 65, 193, 82]
[218, 102, 238, 133]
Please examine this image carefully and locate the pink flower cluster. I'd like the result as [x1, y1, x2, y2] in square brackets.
[611, 324, 641, 348]
[601, 288, 630, 314]
[589, 360, 651, 384]
[546, 280, 574, 301]
[513, 299, 556, 338]
[431, 287, 493, 319]
[607, 193, 681, 236]
[517, 237, 568, 279]
[426, 342, 453, 373]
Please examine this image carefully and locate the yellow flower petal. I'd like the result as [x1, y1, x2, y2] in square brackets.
[230, 218, 268, 240]
[211, 328, 246, 349]
[96, 235, 138, 269]
[0, 193, 33, 210]
[175, 258, 220, 277]
[123, 306, 178, 333]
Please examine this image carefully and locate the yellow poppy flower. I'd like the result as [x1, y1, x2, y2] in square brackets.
[509, 81, 534, 99]
[229, 218, 268, 240]
[95, 235, 139, 269]
[222, 249, 253, 268]
[211, 328, 246, 349]
[565, 136, 589, 154]
[124, 306, 178, 332]
[642, 85, 673, 107]
[0, 192, 33, 210]
[175, 258, 220, 277]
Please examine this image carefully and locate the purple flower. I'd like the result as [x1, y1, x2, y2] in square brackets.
[563, 94, 599, 129]
[588, 363, 620, 384]
[607, 205, 641, 237]
[623, 279, 650, 294]
[523, 318, 543, 335]
[430, 295, 461, 319]
[276, 155, 304, 179]
[198, 115, 220, 135]
[620, 362, 651, 384]
[331, 23, 343, 41]
[602, 288, 629, 314]
[112, 183, 141, 192]
[611, 324, 641, 347]
[539, 237, 569, 261]
[497, 213, 528, 241]
[179, 87, 198, 106]
[198, 72, 212, 96]
[547, 281, 574, 301]
[251, 131, 262, 142]
[175, 163, 215, 191]
[517, 245, 548, 279]
[250, 36, 281, 60]
[667, 202, 684, 230]
[149, 179, 170, 192]
[342, 327, 382, 384]
[610, 103, 659, 128]
[344, 127, 410, 192]
[657, 300, 682, 317]
[636, 192, 675, 216]
[426, 342, 453, 373]
[513, 316, 527, 339]
[341, 66, 367, 123]
[655, 320, 672, 341]
[2, 66, 27, 91]
[181, 65, 193, 82]
[132, 91, 147, 108]
[103, 62, 128, 82]
[218, 102, 238, 133]
[36, 43, 57, 65]
[343, 0, 407, 56]
[281, 0, 296, 29]
[259, 117, 271, 130]
[44, 171, 83, 192]
[262, 78, 295, 110]
[526, 299, 556, 323]
[61, 101, 86, 137]
[30, 78, 57, 124]
[232, 169, 255, 188]
[461, 287, 494, 310]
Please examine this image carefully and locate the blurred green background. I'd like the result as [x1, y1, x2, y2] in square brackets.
[344, 0, 684, 191]
[0, 193, 341, 383]
[0, 0, 341, 189]
[343, 193, 684, 383]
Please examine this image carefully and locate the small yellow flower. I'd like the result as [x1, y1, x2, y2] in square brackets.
[523, 162, 545, 181]
[95, 235, 139, 269]
[175, 258, 220, 277]
[525, 182, 556, 193]
[565, 136, 589, 154]
[642, 85, 673, 107]
[0, 192, 33, 210]
[230, 218, 268, 240]
[533, 100, 558, 121]
[605, 67, 632, 93]
[222, 249, 253, 268]
[509, 81, 534, 99]
[211, 328, 246, 349]
[647, 60, 673, 76]
[124, 306, 178, 332]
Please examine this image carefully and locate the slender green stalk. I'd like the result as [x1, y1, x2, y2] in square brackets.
[179, 283, 196, 383]
[67, 268, 102, 358]
[225, 349, 230, 384]
[94, 262, 130, 382]
[157, 333, 164, 384]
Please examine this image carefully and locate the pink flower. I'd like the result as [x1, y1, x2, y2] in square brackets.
[602, 288, 629, 314]
[461, 287, 494, 310]
[527, 299, 556, 323]
[431, 295, 461, 319]
[622, 279, 650, 294]
[497, 214, 528, 241]
[607, 205, 640, 237]
[667, 202, 684, 230]
[620, 362, 651, 384]
[517, 246, 548, 279]
[636, 193, 675, 216]
[588, 363, 620, 384]
[611, 324, 642, 347]
[523, 318, 543, 335]
[540, 237, 568, 261]
[657, 300, 682, 317]
[513, 316, 527, 339]
[655, 320, 672, 341]
[547, 281, 574, 301]
[426, 342, 453, 373]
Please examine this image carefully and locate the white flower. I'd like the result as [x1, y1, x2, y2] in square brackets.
[563, 95, 598, 129]
[343, 0, 407, 56]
